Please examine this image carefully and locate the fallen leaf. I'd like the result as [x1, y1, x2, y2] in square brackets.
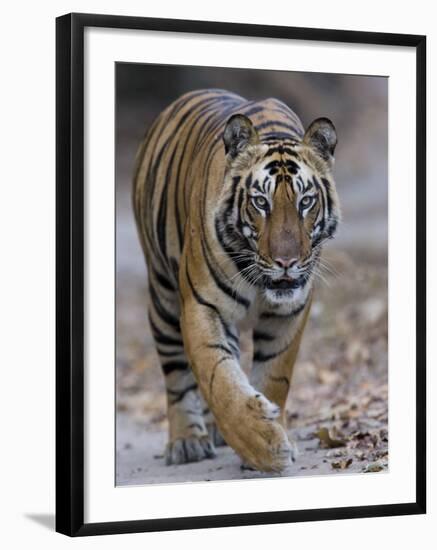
[315, 427, 346, 448]
[372, 449, 389, 461]
[331, 458, 353, 470]
[317, 368, 340, 385]
[346, 339, 370, 364]
[362, 462, 384, 473]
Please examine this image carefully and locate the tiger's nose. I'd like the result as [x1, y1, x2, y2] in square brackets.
[274, 257, 298, 269]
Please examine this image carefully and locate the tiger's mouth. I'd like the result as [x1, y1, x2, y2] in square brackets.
[266, 277, 296, 290]
[263, 274, 308, 291]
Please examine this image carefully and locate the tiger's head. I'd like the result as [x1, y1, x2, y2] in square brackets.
[216, 113, 340, 305]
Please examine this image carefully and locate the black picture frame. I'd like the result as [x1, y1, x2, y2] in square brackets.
[56, 12, 426, 537]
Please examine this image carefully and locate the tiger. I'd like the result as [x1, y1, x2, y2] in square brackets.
[133, 89, 340, 473]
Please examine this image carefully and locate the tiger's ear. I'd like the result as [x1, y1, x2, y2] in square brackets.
[223, 114, 259, 159]
[303, 118, 337, 165]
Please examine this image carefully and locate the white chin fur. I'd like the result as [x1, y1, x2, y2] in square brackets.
[263, 285, 307, 306]
[264, 288, 295, 305]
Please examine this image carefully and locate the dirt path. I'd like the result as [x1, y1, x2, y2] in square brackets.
[116, 411, 387, 486]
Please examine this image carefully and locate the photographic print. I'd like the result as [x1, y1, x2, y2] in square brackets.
[115, 64, 389, 486]
[56, 13, 425, 535]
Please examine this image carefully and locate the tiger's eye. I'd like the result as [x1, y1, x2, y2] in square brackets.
[300, 196, 313, 209]
[253, 196, 268, 209]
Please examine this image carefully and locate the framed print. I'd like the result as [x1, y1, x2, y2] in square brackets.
[56, 13, 426, 536]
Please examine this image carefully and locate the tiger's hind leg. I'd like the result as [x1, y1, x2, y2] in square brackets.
[199, 396, 227, 447]
[148, 275, 216, 465]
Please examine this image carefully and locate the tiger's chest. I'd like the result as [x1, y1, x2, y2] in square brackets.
[234, 286, 311, 332]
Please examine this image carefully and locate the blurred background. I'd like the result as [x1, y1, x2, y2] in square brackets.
[116, 64, 388, 485]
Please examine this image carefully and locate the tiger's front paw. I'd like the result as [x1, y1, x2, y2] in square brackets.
[241, 438, 298, 471]
[165, 435, 217, 465]
[218, 392, 296, 473]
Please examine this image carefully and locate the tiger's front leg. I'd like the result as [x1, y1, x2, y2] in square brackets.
[249, 301, 312, 453]
[180, 282, 294, 473]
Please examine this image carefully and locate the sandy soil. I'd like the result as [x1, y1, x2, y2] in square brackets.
[116, 413, 386, 486]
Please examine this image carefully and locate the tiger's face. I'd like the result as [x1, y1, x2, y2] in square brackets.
[217, 114, 340, 305]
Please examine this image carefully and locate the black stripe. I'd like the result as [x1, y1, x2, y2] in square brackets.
[156, 148, 177, 259]
[244, 173, 252, 189]
[206, 343, 234, 356]
[246, 208, 255, 224]
[253, 330, 275, 342]
[253, 179, 264, 193]
[186, 264, 220, 315]
[149, 317, 183, 347]
[209, 356, 232, 398]
[321, 177, 333, 218]
[265, 146, 299, 158]
[151, 266, 176, 292]
[261, 132, 298, 142]
[214, 218, 251, 274]
[149, 285, 180, 330]
[223, 176, 241, 221]
[226, 340, 240, 359]
[156, 347, 183, 357]
[255, 120, 300, 135]
[235, 187, 246, 235]
[239, 104, 264, 117]
[253, 345, 289, 363]
[313, 176, 327, 235]
[263, 101, 300, 120]
[215, 103, 261, 127]
[296, 175, 304, 193]
[200, 237, 251, 309]
[168, 383, 198, 404]
[186, 266, 239, 355]
[226, 329, 239, 346]
[260, 300, 307, 320]
[162, 361, 189, 376]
